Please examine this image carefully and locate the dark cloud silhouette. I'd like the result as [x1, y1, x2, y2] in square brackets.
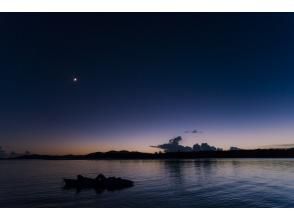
[152, 136, 222, 153]
[169, 136, 183, 145]
[0, 146, 7, 158]
[193, 143, 222, 152]
[155, 143, 193, 153]
[152, 136, 192, 153]
[0, 146, 31, 158]
[9, 150, 31, 158]
[25, 150, 31, 155]
[229, 146, 243, 151]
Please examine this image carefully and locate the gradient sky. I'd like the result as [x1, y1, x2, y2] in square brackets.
[1, 13, 294, 154]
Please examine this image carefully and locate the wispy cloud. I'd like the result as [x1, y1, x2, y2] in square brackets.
[258, 143, 294, 149]
[184, 129, 202, 134]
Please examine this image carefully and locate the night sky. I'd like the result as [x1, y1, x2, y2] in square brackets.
[1, 13, 294, 154]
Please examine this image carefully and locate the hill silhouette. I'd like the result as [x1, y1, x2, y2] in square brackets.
[8, 148, 294, 160]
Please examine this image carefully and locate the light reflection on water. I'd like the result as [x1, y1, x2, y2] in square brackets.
[1, 159, 294, 207]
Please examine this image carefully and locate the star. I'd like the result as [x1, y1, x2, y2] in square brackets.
[73, 77, 78, 82]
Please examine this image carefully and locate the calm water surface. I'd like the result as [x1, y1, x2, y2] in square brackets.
[1, 159, 294, 207]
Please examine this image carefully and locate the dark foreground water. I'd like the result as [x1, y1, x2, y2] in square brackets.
[1, 159, 294, 207]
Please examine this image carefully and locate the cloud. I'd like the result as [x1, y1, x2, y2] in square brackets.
[229, 146, 243, 151]
[184, 129, 202, 134]
[0, 146, 31, 158]
[152, 136, 222, 152]
[193, 143, 221, 151]
[152, 136, 193, 153]
[259, 144, 294, 149]
[169, 136, 182, 145]
[0, 146, 7, 158]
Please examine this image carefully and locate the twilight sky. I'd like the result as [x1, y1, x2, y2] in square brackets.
[1, 13, 294, 154]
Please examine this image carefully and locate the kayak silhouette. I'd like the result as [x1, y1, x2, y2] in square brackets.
[63, 174, 134, 192]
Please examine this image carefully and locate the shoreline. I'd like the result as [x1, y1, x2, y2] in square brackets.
[2, 148, 294, 160]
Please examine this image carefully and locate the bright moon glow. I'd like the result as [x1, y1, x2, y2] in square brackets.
[73, 77, 78, 82]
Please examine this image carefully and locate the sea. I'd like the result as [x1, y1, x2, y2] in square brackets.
[1, 159, 294, 207]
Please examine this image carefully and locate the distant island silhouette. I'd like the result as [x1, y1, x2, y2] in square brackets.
[6, 148, 294, 160]
[2, 136, 294, 159]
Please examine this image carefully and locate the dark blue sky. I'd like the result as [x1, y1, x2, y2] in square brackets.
[1, 13, 294, 154]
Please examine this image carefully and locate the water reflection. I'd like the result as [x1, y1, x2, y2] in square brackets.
[163, 160, 185, 184]
[1, 159, 294, 207]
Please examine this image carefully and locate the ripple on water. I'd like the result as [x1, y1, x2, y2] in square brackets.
[1, 159, 294, 207]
